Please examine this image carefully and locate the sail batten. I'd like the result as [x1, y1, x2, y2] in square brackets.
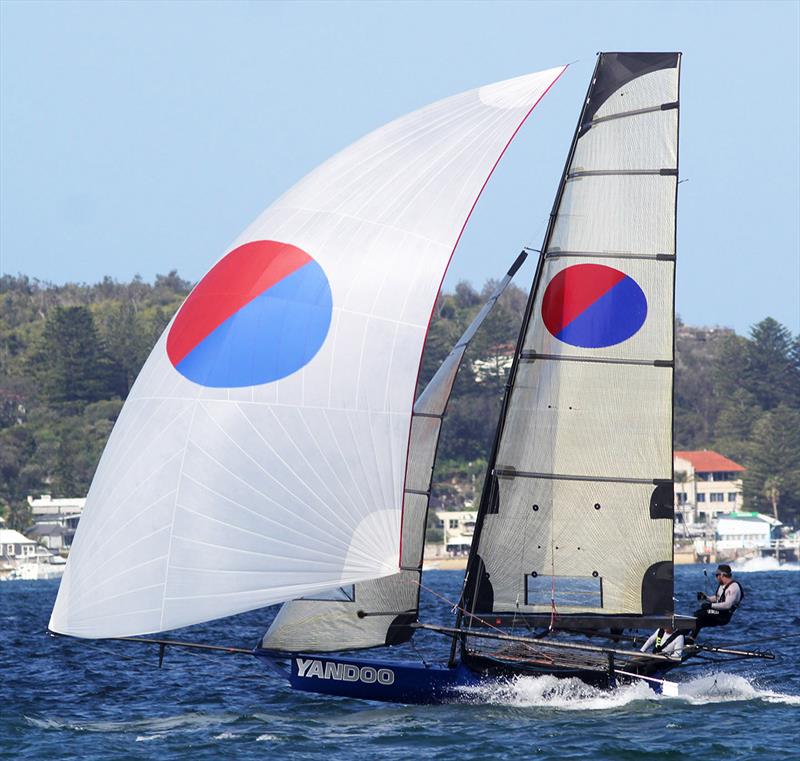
[50, 66, 566, 640]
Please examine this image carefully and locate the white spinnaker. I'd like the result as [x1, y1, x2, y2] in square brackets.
[50, 66, 566, 638]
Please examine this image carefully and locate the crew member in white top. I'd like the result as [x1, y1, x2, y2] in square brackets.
[692, 564, 743, 638]
[640, 626, 685, 660]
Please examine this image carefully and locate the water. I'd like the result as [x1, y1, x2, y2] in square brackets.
[2, 565, 798, 760]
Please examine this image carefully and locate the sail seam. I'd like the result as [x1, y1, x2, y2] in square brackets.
[159, 401, 200, 631]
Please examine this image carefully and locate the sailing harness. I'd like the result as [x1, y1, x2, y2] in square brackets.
[654, 629, 682, 654]
[718, 579, 744, 612]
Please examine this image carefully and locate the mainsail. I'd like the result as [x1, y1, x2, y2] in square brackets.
[49, 66, 566, 639]
[463, 52, 681, 627]
[261, 253, 527, 652]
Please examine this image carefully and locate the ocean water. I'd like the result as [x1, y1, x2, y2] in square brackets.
[1, 565, 798, 760]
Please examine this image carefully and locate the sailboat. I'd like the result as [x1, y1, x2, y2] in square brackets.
[48, 52, 773, 704]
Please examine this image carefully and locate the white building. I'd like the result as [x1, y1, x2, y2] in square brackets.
[716, 512, 781, 552]
[28, 494, 85, 522]
[674, 450, 744, 524]
[27, 494, 85, 552]
[433, 510, 477, 555]
[1, 528, 46, 563]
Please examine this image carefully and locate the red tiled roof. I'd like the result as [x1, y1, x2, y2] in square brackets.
[674, 450, 745, 472]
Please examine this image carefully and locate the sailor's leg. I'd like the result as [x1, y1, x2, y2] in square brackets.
[691, 608, 732, 638]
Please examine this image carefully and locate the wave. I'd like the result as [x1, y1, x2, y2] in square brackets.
[457, 671, 800, 709]
[24, 711, 241, 734]
[676, 672, 800, 705]
[732, 557, 800, 573]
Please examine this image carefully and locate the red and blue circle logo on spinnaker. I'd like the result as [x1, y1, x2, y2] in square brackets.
[541, 263, 647, 348]
[166, 240, 332, 387]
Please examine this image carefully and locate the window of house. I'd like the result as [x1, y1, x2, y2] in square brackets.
[22, 544, 35, 556]
[697, 494, 706, 502]
[449, 519, 459, 529]
[676, 492, 687, 505]
[728, 493, 738, 501]
[710, 493, 724, 502]
[6, 544, 15, 556]
[696, 472, 712, 481]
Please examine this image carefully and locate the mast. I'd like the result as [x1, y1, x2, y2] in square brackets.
[458, 53, 681, 644]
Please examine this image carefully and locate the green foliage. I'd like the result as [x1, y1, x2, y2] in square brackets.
[0, 274, 191, 507]
[742, 405, 800, 522]
[676, 318, 800, 525]
[1, 270, 798, 531]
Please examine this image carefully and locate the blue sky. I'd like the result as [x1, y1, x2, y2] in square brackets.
[1, 0, 798, 335]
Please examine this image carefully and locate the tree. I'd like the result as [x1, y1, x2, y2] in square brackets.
[98, 302, 152, 395]
[743, 405, 800, 525]
[36, 306, 118, 405]
[763, 476, 782, 522]
[745, 318, 800, 410]
[3, 499, 32, 532]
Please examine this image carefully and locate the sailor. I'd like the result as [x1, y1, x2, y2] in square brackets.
[692, 564, 744, 637]
[640, 626, 684, 660]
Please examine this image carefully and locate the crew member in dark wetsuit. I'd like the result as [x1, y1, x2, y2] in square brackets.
[692, 564, 743, 638]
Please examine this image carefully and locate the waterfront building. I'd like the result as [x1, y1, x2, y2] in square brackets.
[27, 494, 85, 523]
[715, 512, 781, 553]
[1, 528, 47, 563]
[27, 494, 85, 551]
[673, 450, 744, 524]
[433, 510, 477, 555]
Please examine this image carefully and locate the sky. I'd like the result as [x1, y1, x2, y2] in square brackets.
[1, 0, 798, 335]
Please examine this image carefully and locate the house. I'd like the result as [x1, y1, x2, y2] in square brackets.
[0, 528, 53, 565]
[471, 343, 515, 383]
[26, 523, 72, 553]
[674, 450, 745, 524]
[433, 510, 477, 555]
[27, 494, 84, 550]
[715, 512, 781, 553]
[28, 494, 85, 524]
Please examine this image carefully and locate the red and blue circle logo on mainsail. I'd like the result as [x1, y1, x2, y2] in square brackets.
[541, 263, 647, 348]
[167, 240, 333, 387]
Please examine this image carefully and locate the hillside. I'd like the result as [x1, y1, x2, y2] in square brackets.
[1, 273, 798, 528]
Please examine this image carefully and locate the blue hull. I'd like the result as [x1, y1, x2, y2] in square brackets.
[254, 649, 481, 704]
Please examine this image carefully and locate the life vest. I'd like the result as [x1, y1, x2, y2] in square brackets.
[719, 580, 744, 611]
[654, 629, 680, 653]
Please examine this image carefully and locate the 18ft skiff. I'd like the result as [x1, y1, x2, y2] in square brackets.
[48, 52, 774, 703]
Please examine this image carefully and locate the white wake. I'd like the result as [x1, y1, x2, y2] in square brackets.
[458, 672, 800, 709]
[732, 556, 800, 573]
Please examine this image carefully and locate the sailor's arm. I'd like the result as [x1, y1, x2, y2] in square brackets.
[640, 632, 657, 653]
[665, 634, 685, 660]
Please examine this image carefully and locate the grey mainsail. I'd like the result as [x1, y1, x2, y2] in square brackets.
[261, 253, 528, 652]
[463, 52, 681, 628]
